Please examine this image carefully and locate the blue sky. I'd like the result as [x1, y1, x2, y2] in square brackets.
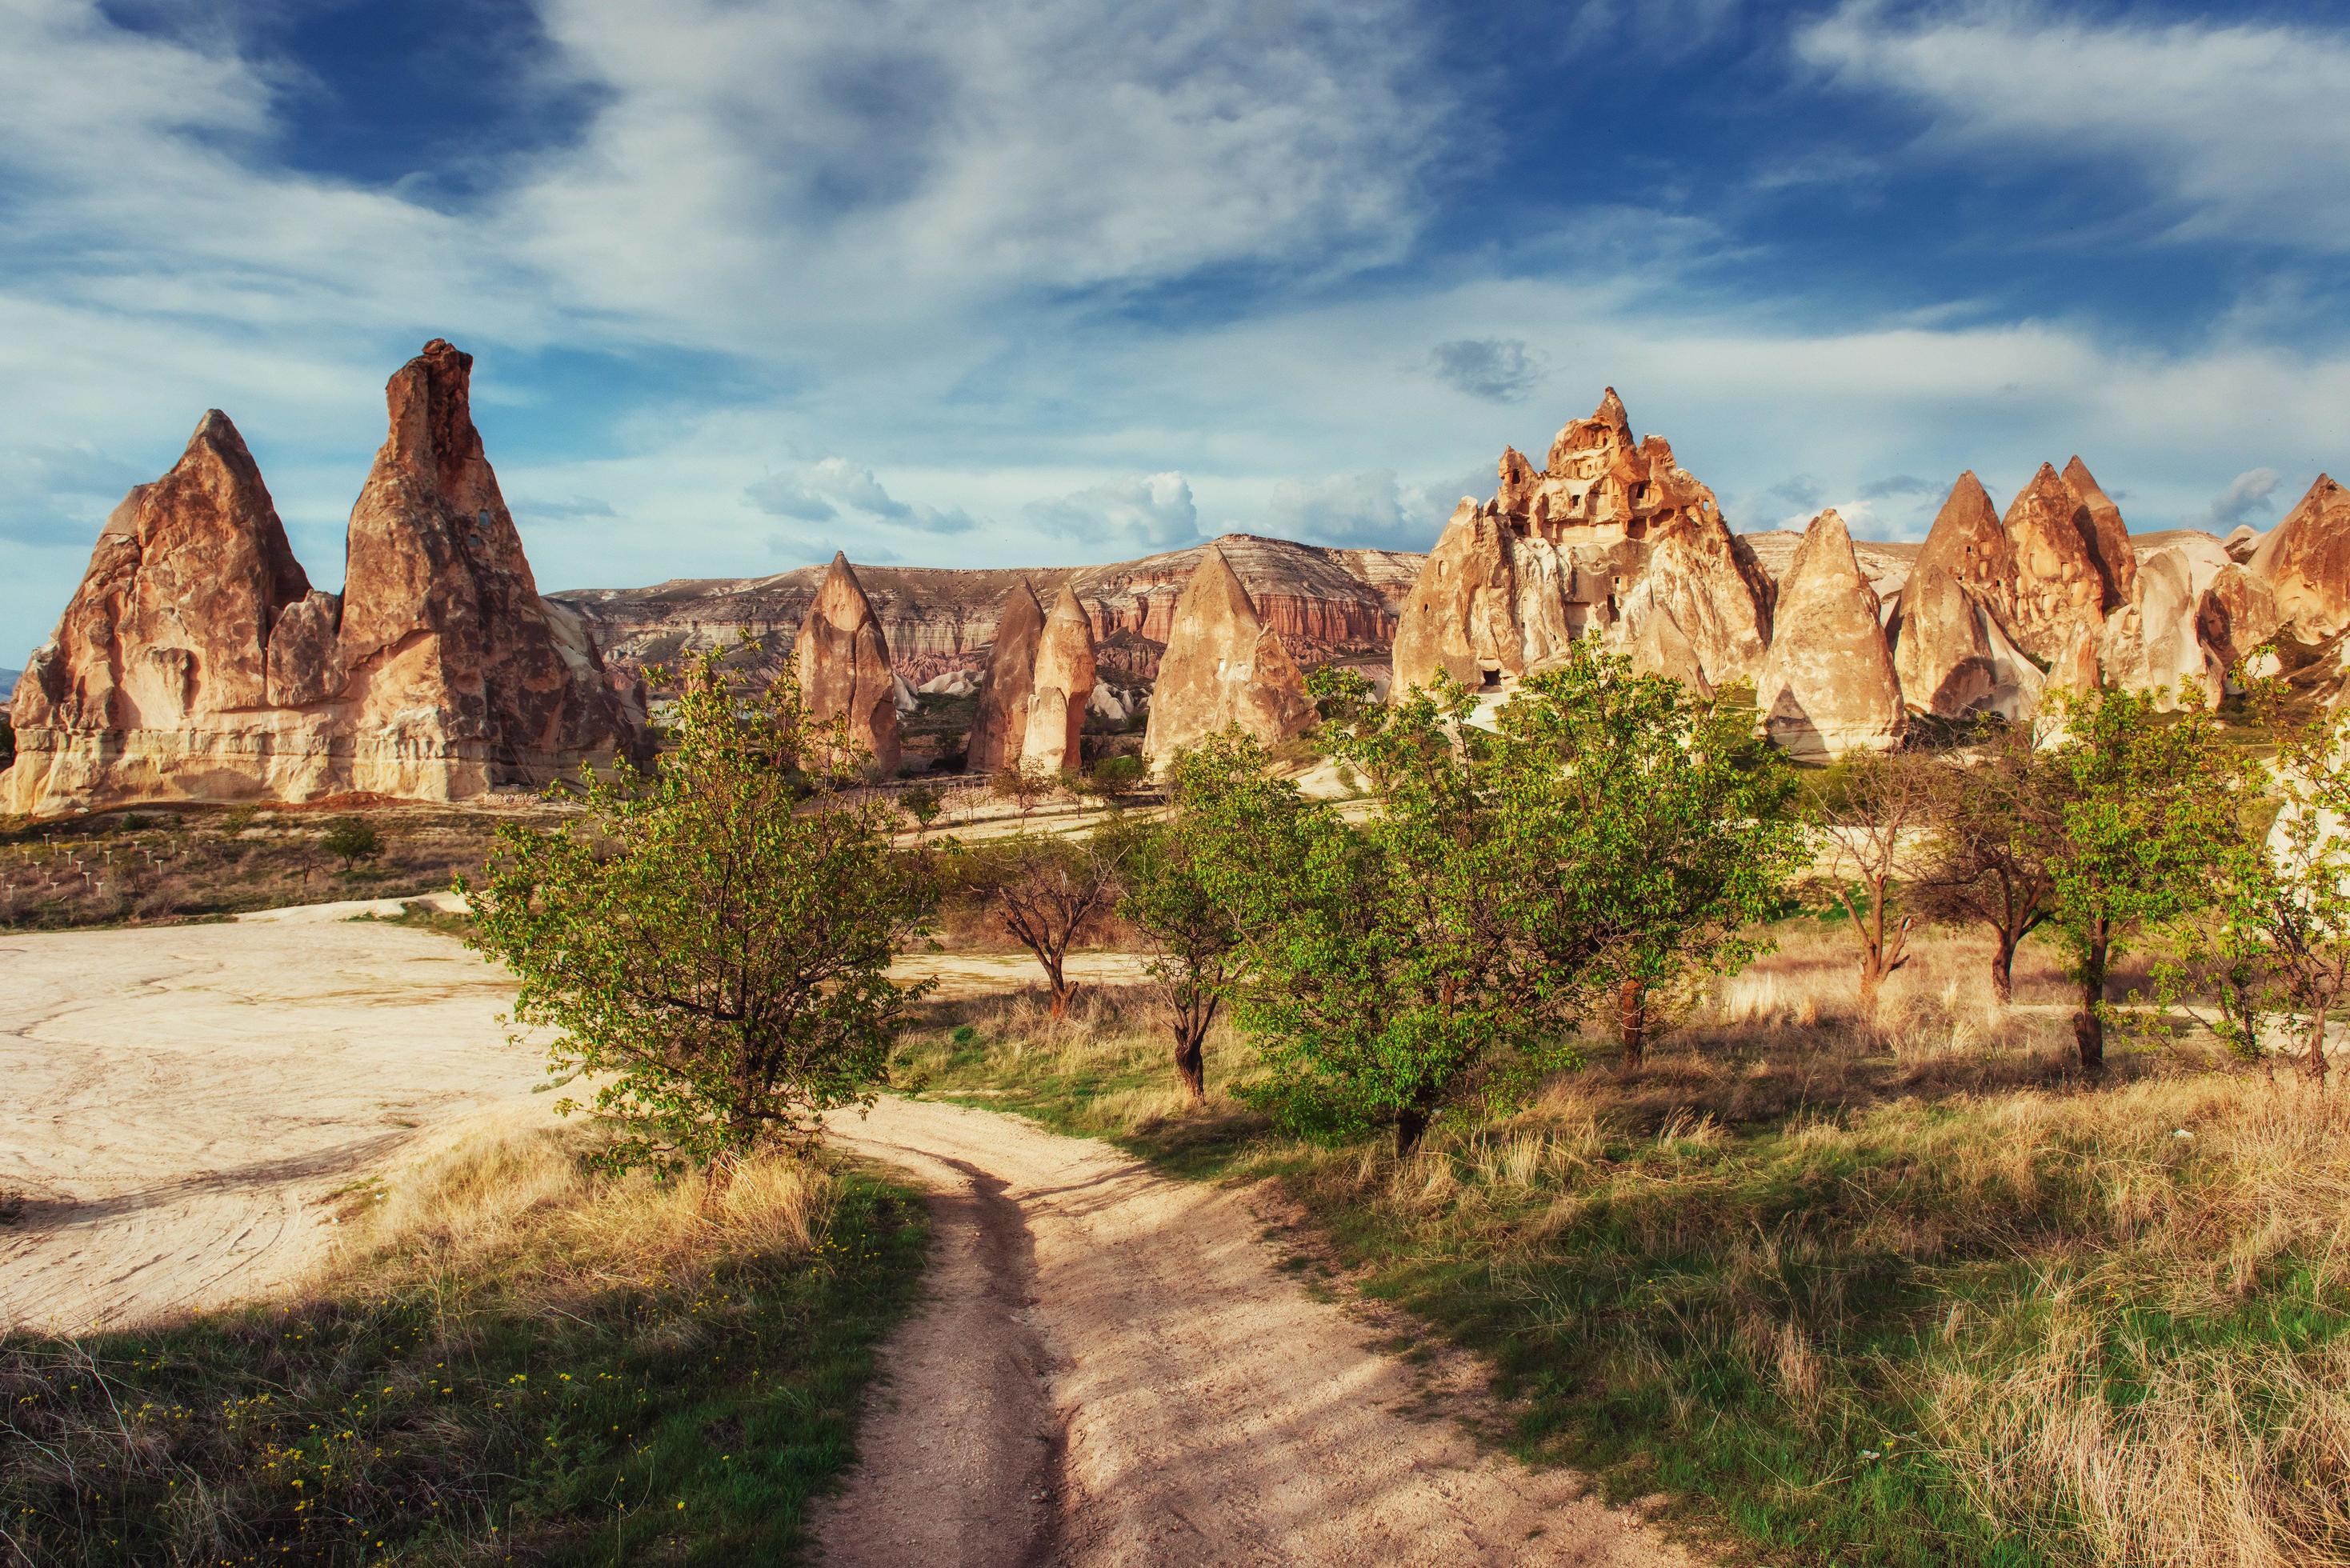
[5, 0, 2348, 662]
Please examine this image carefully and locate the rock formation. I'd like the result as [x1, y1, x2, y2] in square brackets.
[1391, 390, 1772, 698]
[965, 579, 1047, 773]
[2099, 548, 2224, 710]
[6, 342, 645, 815]
[557, 534, 1418, 696]
[1753, 510, 1905, 759]
[2198, 563, 2282, 674]
[793, 553, 901, 778]
[1888, 474, 2040, 720]
[2004, 463, 2116, 662]
[2062, 457, 2138, 608]
[1019, 584, 1099, 775]
[2247, 475, 2350, 642]
[1142, 546, 1314, 774]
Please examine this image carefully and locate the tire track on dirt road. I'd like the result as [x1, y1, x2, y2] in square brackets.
[814, 1097, 1695, 1566]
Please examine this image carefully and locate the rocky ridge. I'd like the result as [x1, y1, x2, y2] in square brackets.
[6, 342, 645, 815]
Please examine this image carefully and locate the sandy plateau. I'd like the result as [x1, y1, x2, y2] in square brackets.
[1, 910, 1686, 1563]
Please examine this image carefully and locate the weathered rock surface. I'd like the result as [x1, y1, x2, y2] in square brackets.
[794, 553, 901, 778]
[557, 534, 1419, 694]
[1889, 561, 2042, 721]
[7, 344, 645, 815]
[2004, 463, 2113, 662]
[2198, 563, 2283, 674]
[2062, 457, 2138, 607]
[1019, 584, 1099, 775]
[1142, 547, 1314, 773]
[1391, 390, 1772, 698]
[1753, 510, 1905, 759]
[2099, 548, 2224, 710]
[1911, 472, 2018, 623]
[2248, 475, 2350, 642]
[965, 579, 1046, 774]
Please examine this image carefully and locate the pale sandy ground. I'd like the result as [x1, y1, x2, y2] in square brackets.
[0, 908, 1139, 1334]
[2, 908, 1688, 1563]
[814, 1097, 1695, 1567]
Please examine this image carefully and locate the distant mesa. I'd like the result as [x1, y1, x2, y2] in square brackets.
[4, 341, 648, 816]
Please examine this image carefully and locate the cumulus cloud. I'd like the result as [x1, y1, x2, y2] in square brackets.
[1428, 338, 1547, 402]
[745, 472, 839, 522]
[1797, 2, 2350, 250]
[1028, 473, 1200, 551]
[1263, 469, 1466, 553]
[2206, 467, 2282, 528]
[1765, 474, 1825, 510]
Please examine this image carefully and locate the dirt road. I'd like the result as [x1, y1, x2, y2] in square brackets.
[814, 1098, 1693, 1567]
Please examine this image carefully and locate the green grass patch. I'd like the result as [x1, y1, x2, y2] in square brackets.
[891, 973, 2350, 1567]
[0, 1134, 927, 1566]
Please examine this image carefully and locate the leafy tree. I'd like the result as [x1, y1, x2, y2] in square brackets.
[1083, 754, 1147, 799]
[959, 826, 1134, 1018]
[322, 817, 384, 873]
[1120, 804, 1241, 1099]
[463, 645, 934, 1179]
[1912, 724, 2063, 1005]
[2044, 685, 2256, 1072]
[899, 783, 945, 841]
[2196, 708, 2350, 1078]
[991, 767, 1051, 819]
[1183, 646, 1798, 1152]
[1806, 751, 1940, 1019]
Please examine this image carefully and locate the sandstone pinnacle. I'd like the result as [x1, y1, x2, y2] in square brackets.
[1754, 508, 1905, 759]
[967, 578, 1047, 774]
[1142, 546, 1312, 774]
[795, 552, 901, 778]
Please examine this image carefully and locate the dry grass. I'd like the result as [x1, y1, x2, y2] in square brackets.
[906, 922, 2350, 1566]
[0, 1125, 926, 1566]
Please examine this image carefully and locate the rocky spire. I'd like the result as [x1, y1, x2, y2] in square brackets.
[1890, 560, 2042, 722]
[2002, 462, 2110, 662]
[1911, 472, 2016, 623]
[1544, 386, 1635, 470]
[1020, 582, 1099, 775]
[1142, 546, 1312, 774]
[966, 578, 1047, 773]
[6, 411, 314, 812]
[1754, 509, 1906, 759]
[2248, 474, 2350, 641]
[2060, 456, 2136, 608]
[794, 552, 902, 778]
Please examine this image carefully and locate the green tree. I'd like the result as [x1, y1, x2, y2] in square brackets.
[2045, 685, 2256, 1072]
[1120, 809, 1241, 1100]
[1912, 723, 2063, 1006]
[463, 645, 934, 1180]
[1183, 645, 1798, 1152]
[2199, 707, 2350, 1079]
[321, 817, 383, 873]
[899, 783, 946, 842]
[958, 827, 1133, 1018]
[1807, 751, 1941, 1020]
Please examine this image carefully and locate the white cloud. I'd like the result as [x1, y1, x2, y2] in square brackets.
[1797, 2, 2350, 250]
[1028, 472, 1200, 551]
[1263, 469, 1472, 553]
[2206, 467, 2282, 529]
[1428, 338, 1548, 402]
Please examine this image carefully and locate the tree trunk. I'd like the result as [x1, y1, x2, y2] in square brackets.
[2304, 1010, 2331, 1082]
[1043, 954, 1075, 1020]
[2075, 928, 2108, 1073]
[1395, 1102, 1431, 1156]
[1858, 959, 1884, 1022]
[1618, 978, 1647, 1069]
[1991, 934, 2016, 1006]
[1173, 1027, 1206, 1100]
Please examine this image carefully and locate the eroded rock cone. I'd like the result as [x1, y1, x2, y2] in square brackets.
[338, 338, 647, 796]
[795, 553, 902, 778]
[2061, 457, 2137, 609]
[1143, 546, 1312, 774]
[6, 412, 313, 813]
[2099, 547, 2223, 710]
[2004, 463, 2112, 662]
[966, 578, 1046, 773]
[1391, 388, 1770, 698]
[1754, 509, 1905, 760]
[1020, 582, 1098, 776]
[1910, 472, 2017, 625]
[1890, 561, 2042, 721]
[2248, 474, 2350, 642]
